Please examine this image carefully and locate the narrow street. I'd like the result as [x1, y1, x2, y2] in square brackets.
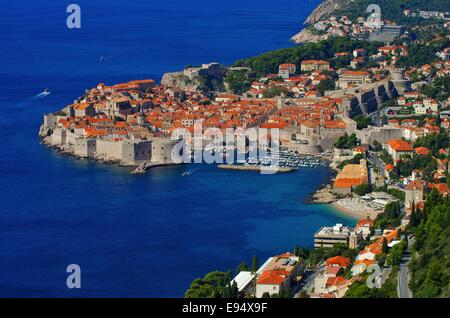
[397, 252, 413, 298]
[293, 264, 325, 298]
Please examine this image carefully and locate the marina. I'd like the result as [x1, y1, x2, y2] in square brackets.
[233, 148, 323, 170]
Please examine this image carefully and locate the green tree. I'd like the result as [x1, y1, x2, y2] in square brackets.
[409, 191, 450, 297]
[224, 70, 254, 94]
[293, 245, 299, 257]
[354, 184, 372, 196]
[334, 133, 359, 149]
[317, 78, 336, 95]
[251, 255, 259, 273]
[185, 271, 232, 298]
[386, 241, 406, 266]
[353, 114, 374, 130]
[382, 238, 389, 254]
[236, 262, 249, 274]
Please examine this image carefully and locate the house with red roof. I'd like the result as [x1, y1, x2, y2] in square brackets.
[337, 70, 371, 89]
[415, 146, 431, 156]
[255, 253, 301, 298]
[385, 139, 414, 162]
[278, 63, 297, 78]
[355, 218, 374, 239]
[300, 60, 330, 72]
[428, 183, 450, 196]
[326, 256, 351, 268]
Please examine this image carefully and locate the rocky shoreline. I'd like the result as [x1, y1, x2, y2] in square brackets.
[40, 137, 122, 166]
[290, 28, 328, 44]
[308, 160, 338, 204]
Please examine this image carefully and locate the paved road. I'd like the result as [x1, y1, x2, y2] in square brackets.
[368, 152, 388, 181]
[398, 252, 413, 298]
[293, 264, 325, 298]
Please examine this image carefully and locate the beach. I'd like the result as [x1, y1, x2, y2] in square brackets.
[331, 198, 382, 220]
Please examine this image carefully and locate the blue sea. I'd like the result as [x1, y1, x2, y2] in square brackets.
[0, 0, 355, 297]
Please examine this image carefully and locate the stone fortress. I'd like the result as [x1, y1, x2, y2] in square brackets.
[276, 68, 411, 155]
[40, 116, 178, 166]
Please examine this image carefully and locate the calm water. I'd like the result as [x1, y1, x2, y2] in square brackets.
[0, 0, 354, 297]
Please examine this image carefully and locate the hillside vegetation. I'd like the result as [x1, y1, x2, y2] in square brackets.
[233, 37, 381, 77]
[409, 190, 450, 297]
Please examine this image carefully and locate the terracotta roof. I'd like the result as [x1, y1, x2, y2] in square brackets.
[326, 256, 351, 268]
[341, 70, 370, 76]
[356, 218, 374, 228]
[326, 276, 348, 287]
[415, 147, 430, 155]
[301, 60, 329, 65]
[257, 269, 289, 285]
[387, 139, 413, 152]
[353, 259, 376, 267]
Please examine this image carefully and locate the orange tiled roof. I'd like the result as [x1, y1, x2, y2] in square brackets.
[301, 60, 329, 65]
[353, 259, 376, 267]
[414, 147, 430, 155]
[387, 139, 413, 152]
[326, 276, 348, 287]
[326, 256, 351, 268]
[356, 218, 374, 228]
[257, 269, 289, 285]
[341, 70, 370, 76]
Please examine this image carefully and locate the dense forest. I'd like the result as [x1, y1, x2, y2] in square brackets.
[409, 190, 450, 297]
[232, 37, 381, 77]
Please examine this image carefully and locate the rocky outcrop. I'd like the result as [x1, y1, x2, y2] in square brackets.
[291, 0, 347, 44]
[310, 184, 337, 204]
[305, 0, 345, 24]
[38, 125, 52, 138]
[161, 72, 201, 92]
[161, 63, 227, 92]
[290, 28, 328, 44]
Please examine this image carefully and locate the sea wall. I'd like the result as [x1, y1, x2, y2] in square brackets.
[42, 125, 156, 166]
[96, 139, 123, 162]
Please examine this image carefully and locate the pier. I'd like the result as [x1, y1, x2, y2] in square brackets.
[217, 164, 296, 173]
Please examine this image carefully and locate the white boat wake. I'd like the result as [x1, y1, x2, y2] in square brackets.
[33, 90, 51, 99]
[182, 169, 198, 176]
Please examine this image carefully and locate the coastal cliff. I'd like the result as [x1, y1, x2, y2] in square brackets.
[305, 0, 345, 25]
[161, 63, 227, 93]
[161, 72, 202, 92]
[290, 28, 328, 44]
[291, 0, 347, 44]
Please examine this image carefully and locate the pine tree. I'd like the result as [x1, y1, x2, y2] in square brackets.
[231, 281, 239, 298]
[251, 255, 259, 273]
[382, 237, 389, 254]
